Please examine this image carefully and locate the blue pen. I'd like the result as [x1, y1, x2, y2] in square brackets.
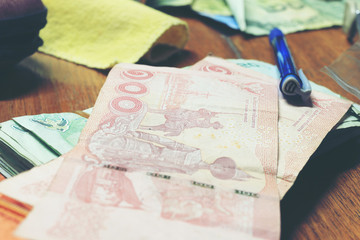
[269, 28, 311, 100]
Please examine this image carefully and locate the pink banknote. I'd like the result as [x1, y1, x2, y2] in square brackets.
[191, 56, 352, 197]
[16, 62, 280, 239]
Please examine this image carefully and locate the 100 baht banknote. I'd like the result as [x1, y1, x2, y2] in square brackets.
[16, 62, 280, 239]
[191, 57, 351, 197]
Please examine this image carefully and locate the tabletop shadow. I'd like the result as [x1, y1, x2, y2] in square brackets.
[138, 49, 197, 68]
[280, 127, 360, 239]
[0, 60, 44, 100]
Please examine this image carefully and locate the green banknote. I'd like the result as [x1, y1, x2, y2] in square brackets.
[13, 113, 87, 155]
[192, 0, 232, 16]
[243, 0, 344, 35]
[0, 122, 42, 177]
[0, 113, 87, 177]
[1, 120, 58, 165]
[147, 0, 344, 35]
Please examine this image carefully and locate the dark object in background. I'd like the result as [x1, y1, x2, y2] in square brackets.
[0, 0, 47, 73]
[281, 126, 360, 239]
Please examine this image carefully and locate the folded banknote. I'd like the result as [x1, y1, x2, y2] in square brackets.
[0, 57, 356, 240]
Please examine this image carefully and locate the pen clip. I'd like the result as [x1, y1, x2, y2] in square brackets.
[295, 69, 312, 101]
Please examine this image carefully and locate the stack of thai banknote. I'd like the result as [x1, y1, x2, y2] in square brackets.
[0, 111, 89, 178]
[146, 0, 345, 35]
[0, 57, 358, 239]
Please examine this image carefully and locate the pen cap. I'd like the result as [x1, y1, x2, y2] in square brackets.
[269, 27, 284, 43]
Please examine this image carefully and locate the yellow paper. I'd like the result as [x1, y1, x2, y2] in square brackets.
[39, 0, 188, 68]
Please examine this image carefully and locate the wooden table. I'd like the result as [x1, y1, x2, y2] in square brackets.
[1, 10, 360, 240]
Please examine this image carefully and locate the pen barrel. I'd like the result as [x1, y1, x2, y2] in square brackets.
[269, 28, 302, 89]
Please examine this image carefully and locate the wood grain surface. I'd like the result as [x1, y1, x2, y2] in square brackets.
[0, 9, 359, 240]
